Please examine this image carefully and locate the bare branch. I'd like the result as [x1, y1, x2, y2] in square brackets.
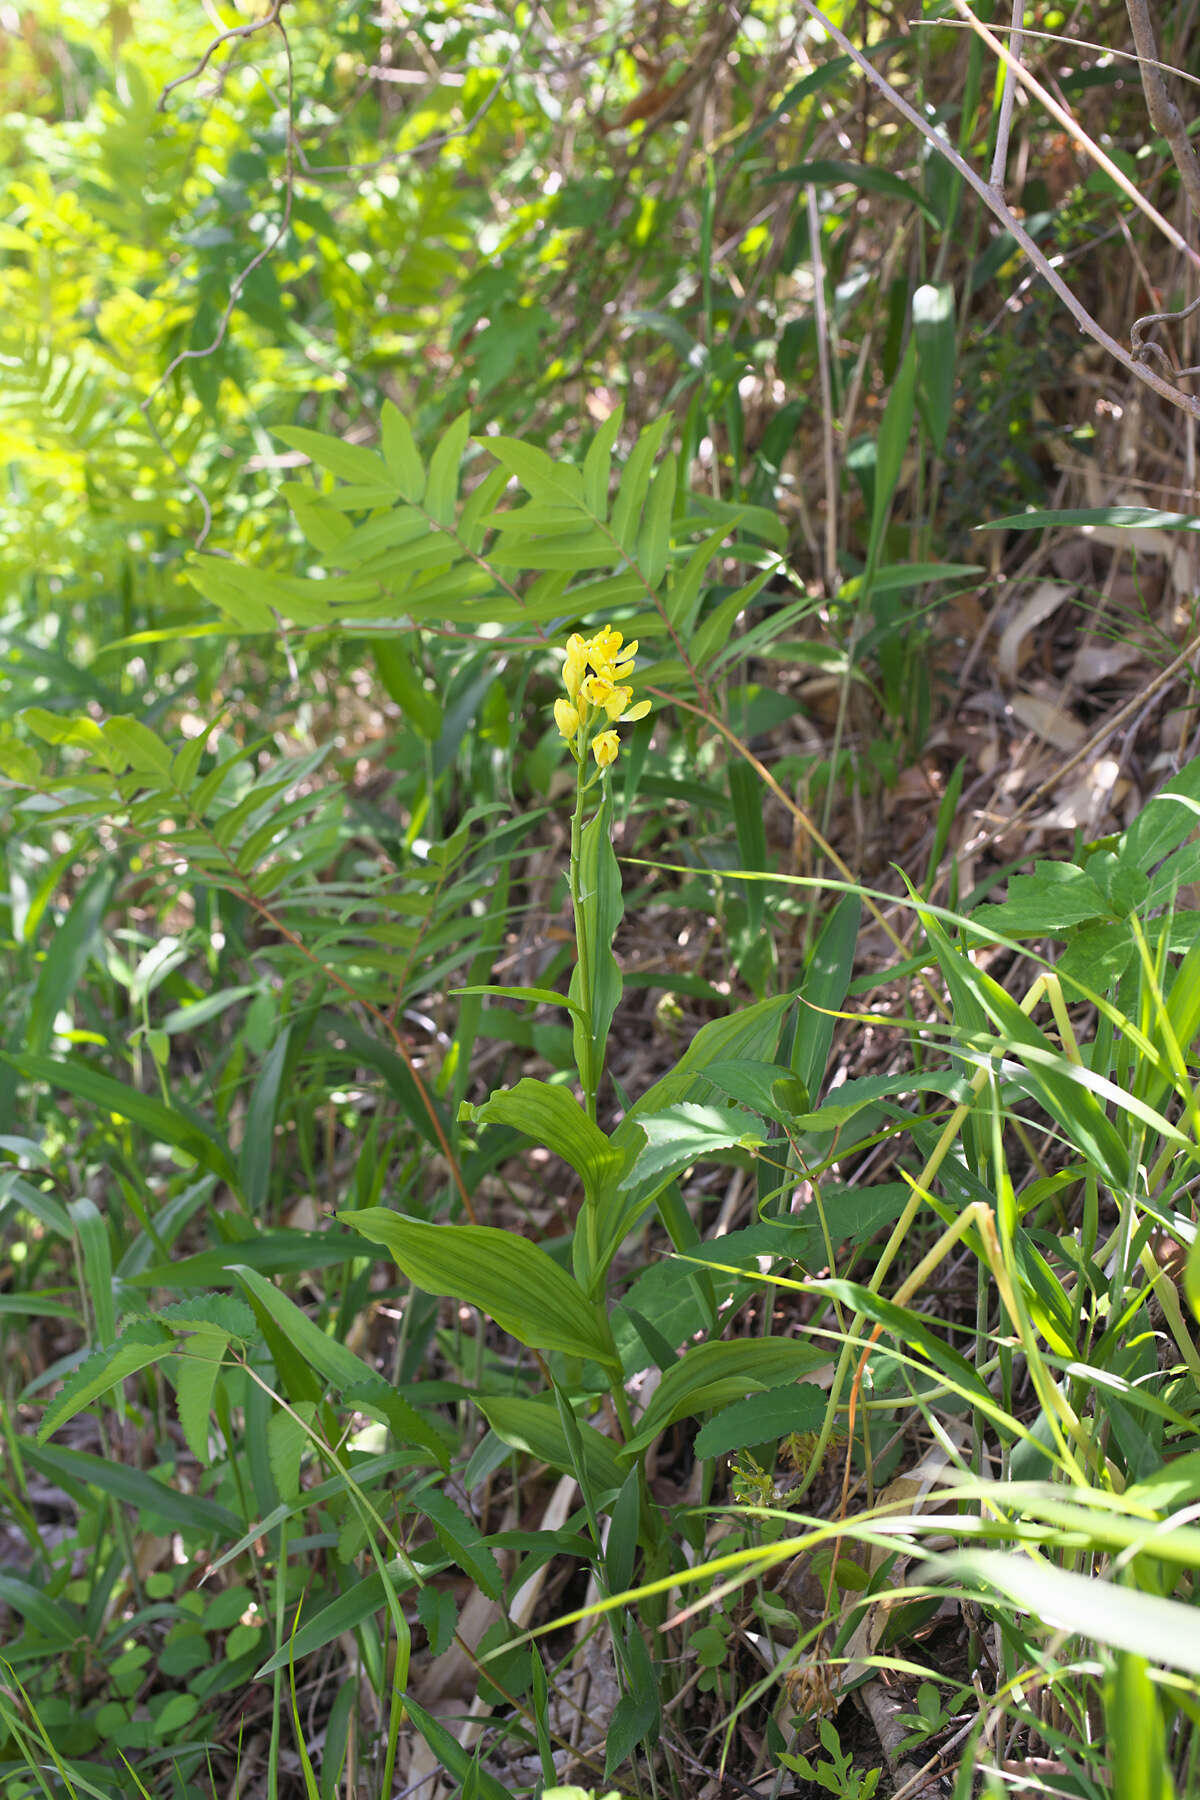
[989, 0, 1025, 193]
[158, 0, 286, 113]
[1126, 0, 1200, 216]
[796, 0, 1200, 420]
[946, 0, 1200, 272]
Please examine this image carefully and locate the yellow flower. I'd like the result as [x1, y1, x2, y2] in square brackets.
[592, 729, 620, 769]
[580, 673, 633, 721]
[554, 698, 580, 740]
[552, 622, 651, 768]
[562, 634, 589, 701]
[588, 626, 625, 667]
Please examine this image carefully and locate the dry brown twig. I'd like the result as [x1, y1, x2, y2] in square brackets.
[796, 0, 1200, 420]
[157, 0, 286, 113]
[1125, 0, 1200, 216]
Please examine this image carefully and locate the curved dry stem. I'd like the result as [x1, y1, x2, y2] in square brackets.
[1126, 0, 1200, 216]
[797, 0, 1200, 420]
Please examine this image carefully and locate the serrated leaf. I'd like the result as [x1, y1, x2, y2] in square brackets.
[174, 1330, 229, 1463]
[412, 1488, 503, 1602]
[693, 1383, 826, 1459]
[342, 1382, 450, 1472]
[417, 1584, 457, 1658]
[620, 1102, 764, 1191]
[38, 1323, 171, 1443]
[972, 863, 1108, 938]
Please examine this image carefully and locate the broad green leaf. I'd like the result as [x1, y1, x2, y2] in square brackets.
[475, 1393, 624, 1495]
[469, 1078, 624, 1202]
[101, 715, 173, 778]
[622, 1337, 830, 1457]
[616, 994, 792, 1139]
[342, 1209, 618, 1369]
[619, 1102, 765, 1191]
[486, 438, 585, 508]
[766, 159, 941, 228]
[693, 1382, 826, 1459]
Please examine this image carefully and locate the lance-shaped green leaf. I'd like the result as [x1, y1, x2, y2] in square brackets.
[571, 792, 624, 1095]
[620, 1337, 830, 1459]
[2, 1053, 238, 1188]
[342, 1209, 619, 1370]
[469, 1077, 625, 1205]
[475, 1392, 625, 1495]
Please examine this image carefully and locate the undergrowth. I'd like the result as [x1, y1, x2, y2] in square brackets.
[3, 2, 1200, 1798]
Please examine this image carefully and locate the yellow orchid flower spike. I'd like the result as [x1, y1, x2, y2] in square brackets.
[552, 623, 650, 770]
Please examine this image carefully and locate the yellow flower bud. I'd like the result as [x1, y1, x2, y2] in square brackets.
[554, 698, 580, 740]
[562, 634, 589, 701]
[592, 729, 620, 769]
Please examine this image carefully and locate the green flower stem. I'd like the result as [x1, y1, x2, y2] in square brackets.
[571, 742, 599, 1121]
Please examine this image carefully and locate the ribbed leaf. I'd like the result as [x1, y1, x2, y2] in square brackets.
[342, 1209, 618, 1368]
